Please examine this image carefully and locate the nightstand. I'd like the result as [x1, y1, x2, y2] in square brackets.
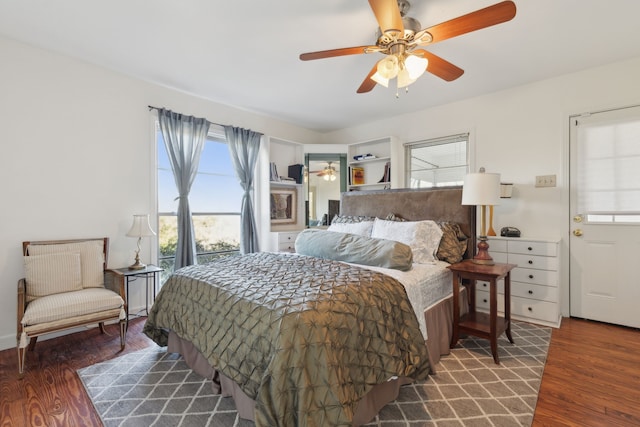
[449, 260, 516, 364]
[111, 265, 163, 324]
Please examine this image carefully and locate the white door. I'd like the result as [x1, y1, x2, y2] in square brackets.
[569, 105, 640, 328]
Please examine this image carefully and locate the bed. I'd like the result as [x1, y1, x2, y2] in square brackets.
[143, 187, 475, 426]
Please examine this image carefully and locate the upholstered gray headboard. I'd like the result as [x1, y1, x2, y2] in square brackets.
[340, 187, 476, 259]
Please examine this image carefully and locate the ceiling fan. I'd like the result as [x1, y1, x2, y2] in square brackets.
[300, 0, 516, 93]
[310, 162, 338, 181]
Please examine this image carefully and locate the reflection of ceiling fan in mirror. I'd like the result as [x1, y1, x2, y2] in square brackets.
[310, 162, 338, 181]
[300, 0, 516, 93]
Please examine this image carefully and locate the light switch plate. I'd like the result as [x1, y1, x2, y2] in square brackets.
[535, 175, 556, 187]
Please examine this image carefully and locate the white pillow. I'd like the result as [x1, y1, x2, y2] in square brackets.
[28, 240, 104, 288]
[371, 218, 443, 264]
[327, 220, 374, 237]
[24, 252, 83, 300]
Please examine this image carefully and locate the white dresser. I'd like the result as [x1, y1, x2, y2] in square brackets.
[476, 237, 562, 328]
[273, 231, 301, 253]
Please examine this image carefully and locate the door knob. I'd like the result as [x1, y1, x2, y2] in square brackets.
[573, 215, 583, 223]
[573, 229, 583, 237]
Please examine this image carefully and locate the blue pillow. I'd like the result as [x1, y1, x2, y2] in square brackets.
[294, 229, 413, 271]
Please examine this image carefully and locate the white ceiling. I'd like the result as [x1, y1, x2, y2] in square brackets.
[2, 0, 640, 133]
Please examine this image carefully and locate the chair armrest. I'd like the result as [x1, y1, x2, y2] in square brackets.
[105, 269, 127, 310]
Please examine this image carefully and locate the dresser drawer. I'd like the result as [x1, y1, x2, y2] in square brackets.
[511, 267, 558, 287]
[278, 231, 299, 244]
[488, 239, 508, 252]
[511, 296, 559, 324]
[508, 253, 558, 271]
[512, 282, 558, 302]
[490, 251, 508, 264]
[476, 291, 559, 324]
[278, 241, 296, 253]
[477, 280, 505, 294]
[476, 289, 502, 310]
[275, 231, 300, 253]
[507, 240, 557, 257]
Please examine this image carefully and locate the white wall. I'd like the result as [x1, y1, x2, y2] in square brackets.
[3, 33, 640, 350]
[322, 56, 640, 317]
[0, 36, 321, 350]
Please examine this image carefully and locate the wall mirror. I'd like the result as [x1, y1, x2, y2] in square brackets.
[305, 153, 347, 227]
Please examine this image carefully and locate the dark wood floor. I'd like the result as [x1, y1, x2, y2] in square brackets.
[1, 317, 639, 427]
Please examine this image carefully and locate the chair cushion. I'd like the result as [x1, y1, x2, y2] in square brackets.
[24, 252, 82, 300]
[27, 240, 105, 288]
[21, 288, 124, 326]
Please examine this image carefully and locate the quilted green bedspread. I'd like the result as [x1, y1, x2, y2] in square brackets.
[144, 252, 430, 426]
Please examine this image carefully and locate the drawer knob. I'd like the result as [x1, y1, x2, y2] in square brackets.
[528, 247, 533, 251]
[529, 274, 534, 279]
[482, 283, 487, 287]
[528, 260, 533, 264]
[528, 307, 533, 311]
[483, 299, 487, 303]
[528, 290, 533, 294]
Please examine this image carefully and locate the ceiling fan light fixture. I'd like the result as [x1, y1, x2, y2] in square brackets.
[397, 67, 416, 88]
[405, 54, 428, 80]
[376, 55, 399, 79]
[371, 71, 390, 88]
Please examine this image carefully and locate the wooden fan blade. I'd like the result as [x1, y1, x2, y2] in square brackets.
[413, 49, 464, 82]
[357, 64, 379, 94]
[423, 0, 516, 45]
[300, 46, 377, 61]
[368, 0, 404, 34]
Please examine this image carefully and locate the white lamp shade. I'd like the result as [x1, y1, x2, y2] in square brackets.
[461, 171, 501, 206]
[126, 214, 156, 237]
[377, 55, 399, 79]
[397, 68, 417, 88]
[371, 71, 389, 87]
[405, 54, 428, 80]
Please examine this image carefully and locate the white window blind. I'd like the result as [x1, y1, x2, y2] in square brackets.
[575, 106, 640, 223]
[405, 133, 468, 188]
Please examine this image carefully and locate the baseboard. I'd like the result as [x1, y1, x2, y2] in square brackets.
[1, 304, 148, 352]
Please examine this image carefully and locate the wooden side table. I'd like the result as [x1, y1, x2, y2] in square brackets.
[449, 260, 516, 363]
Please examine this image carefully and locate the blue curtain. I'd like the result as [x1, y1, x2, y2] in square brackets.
[223, 126, 263, 253]
[158, 109, 210, 269]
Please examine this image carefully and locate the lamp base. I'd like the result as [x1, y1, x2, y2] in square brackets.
[128, 252, 146, 270]
[128, 261, 147, 270]
[472, 236, 495, 265]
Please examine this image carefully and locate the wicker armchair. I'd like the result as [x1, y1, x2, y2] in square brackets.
[17, 238, 127, 375]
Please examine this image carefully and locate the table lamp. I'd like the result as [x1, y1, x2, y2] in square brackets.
[126, 214, 156, 270]
[461, 167, 501, 265]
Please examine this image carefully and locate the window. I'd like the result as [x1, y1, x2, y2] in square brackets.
[405, 134, 468, 188]
[575, 108, 640, 224]
[157, 126, 242, 281]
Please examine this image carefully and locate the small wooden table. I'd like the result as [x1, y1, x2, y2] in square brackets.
[449, 260, 516, 364]
[111, 264, 163, 327]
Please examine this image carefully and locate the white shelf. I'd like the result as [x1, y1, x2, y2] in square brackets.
[270, 180, 301, 187]
[348, 156, 391, 165]
[347, 137, 399, 189]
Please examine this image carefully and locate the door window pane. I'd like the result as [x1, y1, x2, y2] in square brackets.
[576, 108, 640, 223]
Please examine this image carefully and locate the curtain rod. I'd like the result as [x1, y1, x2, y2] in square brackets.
[147, 105, 226, 128]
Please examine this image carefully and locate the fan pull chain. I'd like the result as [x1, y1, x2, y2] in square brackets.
[395, 86, 409, 99]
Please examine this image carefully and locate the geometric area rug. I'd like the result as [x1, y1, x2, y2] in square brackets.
[77, 321, 550, 427]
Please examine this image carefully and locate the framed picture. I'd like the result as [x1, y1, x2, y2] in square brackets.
[270, 188, 296, 224]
